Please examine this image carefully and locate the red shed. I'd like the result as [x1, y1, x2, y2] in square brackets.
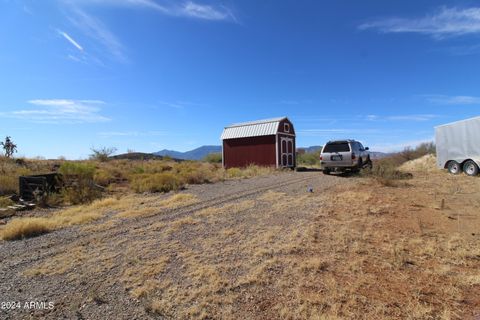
[221, 117, 296, 169]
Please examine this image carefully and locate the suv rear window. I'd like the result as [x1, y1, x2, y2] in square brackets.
[323, 142, 350, 153]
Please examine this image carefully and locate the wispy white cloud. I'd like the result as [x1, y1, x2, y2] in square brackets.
[0, 99, 110, 123]
[67, 0, 236, 22]
[67, 7, 127, 62]
[366, 114, 438, 122]
[98, 130, 168, 137]
[424, 94, 480, 105]
[156, 100, 207, 109]
[180, 1, 235, 21]
[158, 101, 186, 109]
[59, 0, 235, 63]
[299, 129, 380, 137]
[58, 30, 83, 51]
[387, 115, 438, 121]
[71, 0, 170, 13]
[359, 7, 480, 39]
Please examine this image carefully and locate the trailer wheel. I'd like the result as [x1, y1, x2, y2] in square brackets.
[463, 160, 479, 176]
[323, 169, 331, 175]
[447, 161, 462, 175]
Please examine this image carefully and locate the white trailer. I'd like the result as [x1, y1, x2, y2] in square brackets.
[435, 116, 480, 176]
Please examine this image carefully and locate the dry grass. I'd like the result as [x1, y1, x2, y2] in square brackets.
[226, 165, 277, 179]
[123, 255, 171, 299]
[130, 172, 185, 193]
[0, 175, 18, 195]
[15, 159, 480, 319]
[1, 218, 52, 241]
[117, 193, 198, 218]
[257, 190, 286, 202]
[1, 198, 117, 240]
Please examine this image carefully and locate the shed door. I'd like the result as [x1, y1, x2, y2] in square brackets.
[281, 137, 294, 167]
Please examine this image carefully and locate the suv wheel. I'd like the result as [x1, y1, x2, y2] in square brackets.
[365, 157, 373, 169]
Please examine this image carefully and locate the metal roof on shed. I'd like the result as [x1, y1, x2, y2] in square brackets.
[221, 117, 287, 140]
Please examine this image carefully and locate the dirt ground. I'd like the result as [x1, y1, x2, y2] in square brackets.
[0, 169, 479, 319]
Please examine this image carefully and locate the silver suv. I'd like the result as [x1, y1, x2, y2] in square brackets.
[320, 139, 371, 174]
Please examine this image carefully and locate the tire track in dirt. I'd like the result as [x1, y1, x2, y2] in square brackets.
[0, 173, 322, 271]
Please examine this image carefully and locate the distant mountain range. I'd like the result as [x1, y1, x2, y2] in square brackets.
[153, 145, 222, 160]
[298, 146, 323, 153]
[152, 145, 389, 161]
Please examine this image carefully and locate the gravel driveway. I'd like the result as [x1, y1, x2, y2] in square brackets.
[0, 170, 350, 320]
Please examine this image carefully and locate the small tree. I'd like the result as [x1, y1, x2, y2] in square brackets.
[203, 153, 222, 163]
[1, 136, 17, 158]
[89, 147, 117, 162]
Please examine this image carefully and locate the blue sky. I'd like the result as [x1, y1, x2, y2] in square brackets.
[1, 0, 480, 159]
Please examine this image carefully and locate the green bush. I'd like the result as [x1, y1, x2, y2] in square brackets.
[94, 169, 114, 187]
[203, 153, 222, 164]
[0, 197, 14, 208]
[59, 162, 96, 178]
[226, 167, 243, 178]
[0, 176, 17, 195]
[175, 162, 216, 184]
[59, 162, 100, 204]
[130, 173, 185, 193]
[297, 151, 320, 166]
[89, 147, 117, 162]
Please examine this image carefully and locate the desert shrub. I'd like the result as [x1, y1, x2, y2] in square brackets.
[89, 147, 117, 162]
[297, 151, 320, 166]
[362, 158, 413, 187]
[59, 162, 95, 178]
[0, 197, 14, 208]
[414, 142, 436, 156]
[132, 166, 145, 174]
[175, 162, 216, 184]
[203, 153, 222, 164]
[0, 175, 18, 195]
[93, 165, 126, 187]
[130, 173, 185, 193]
[44, 193, 63, 207]
[131, 161, 174, 175]
[397, 142, 436, 163]
[94, 169, 114, 187]
[59, 162, 100, 204]
[180, 168, 212, 184]
[362, 142, 436, 185]
[363, 160, 412, 179]
[226, 167, 243, 178]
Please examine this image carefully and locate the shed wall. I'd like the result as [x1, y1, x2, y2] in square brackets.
[223, 136, 276, 168]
